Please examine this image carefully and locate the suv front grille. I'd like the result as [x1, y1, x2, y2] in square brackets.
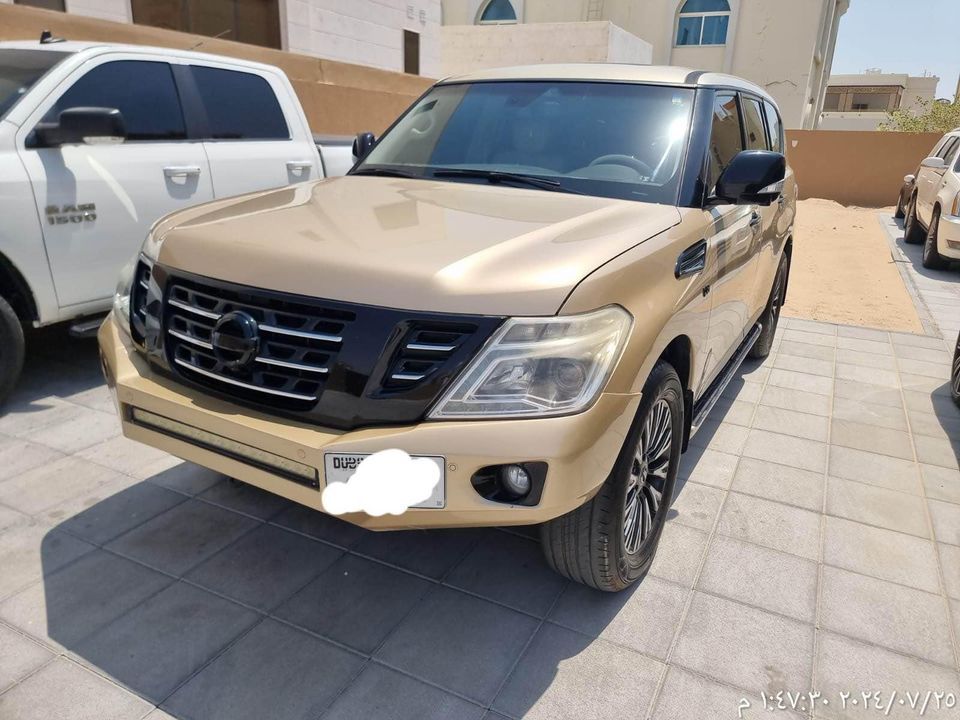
[144, 267, 504, 429]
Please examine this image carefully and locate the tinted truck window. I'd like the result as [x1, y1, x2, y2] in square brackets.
[763, 100, 783, 153]
[708, 93, 743, 191]
[44, 60, 186, 141]
[190, 66, 289, 140]
[742, 97, 767, 150]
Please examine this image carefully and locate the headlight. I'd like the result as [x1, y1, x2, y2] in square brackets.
[951, 191, 960, 217]
[429, 305, 632, 419]
[112, 256, 137, 338]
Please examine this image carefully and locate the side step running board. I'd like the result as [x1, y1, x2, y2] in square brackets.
[690, 322, 762, 433]
[68, 315, 107, 338]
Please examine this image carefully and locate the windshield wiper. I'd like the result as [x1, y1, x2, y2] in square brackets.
[431, 168, 584, 195]
[350, 167, 420, 178]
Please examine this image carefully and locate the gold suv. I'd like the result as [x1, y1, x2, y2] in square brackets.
[100, 64, 795, 591]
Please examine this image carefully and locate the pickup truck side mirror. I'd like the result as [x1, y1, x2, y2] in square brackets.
[33, 107, 126, 147]
[920, 156, 946, 170]
[713, 150, 786, 207]
[352, 132, 376, 162]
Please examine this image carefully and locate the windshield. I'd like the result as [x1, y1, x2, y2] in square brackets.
[0, 49, 71, 119]
[356, 81, 695, 203]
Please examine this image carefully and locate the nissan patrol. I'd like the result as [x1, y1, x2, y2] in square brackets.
[100, 64, 795, 591]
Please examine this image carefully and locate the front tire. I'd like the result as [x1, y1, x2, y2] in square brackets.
[894, 194, 905, 219]
[748, 253, 788, 360]
[0, 295, 25, 407]
[904, 195, 924, 244]
[540, 360, 682, 592]
[952, 333, 960, 409]
[922, 208, 947, 270]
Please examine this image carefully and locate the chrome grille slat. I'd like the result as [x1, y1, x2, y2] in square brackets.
[259, 324, 342, 344]
[255, 356, 329, 374]
[169, 297, 220, 320]
[173, 358, 318, 401]
[405, 343, 456, 352]
[169, 328, 212, 350]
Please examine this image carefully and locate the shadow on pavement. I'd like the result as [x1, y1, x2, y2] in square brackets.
[891, 217, 960, 281]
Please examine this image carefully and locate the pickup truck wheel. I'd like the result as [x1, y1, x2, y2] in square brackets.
[894, 197, 905, 219]
[540, 360, 682, 592]
[952, 333, 960, 408]
[748, 254, 788, 360]
[0, 295, 25, 407]
[903, 196, 924, 244]
[922, 209, 947, 270]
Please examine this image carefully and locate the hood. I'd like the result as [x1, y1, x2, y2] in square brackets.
[154, 176, 681, 316]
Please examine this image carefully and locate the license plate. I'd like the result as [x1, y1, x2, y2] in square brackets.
[323, 453, 445, 509]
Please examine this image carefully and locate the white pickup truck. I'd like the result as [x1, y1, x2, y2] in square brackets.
[0, 37, 354, 402]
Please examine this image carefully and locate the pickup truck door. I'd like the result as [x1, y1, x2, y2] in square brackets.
[181, 63, 322, 198]
[16, 56, 214, 309]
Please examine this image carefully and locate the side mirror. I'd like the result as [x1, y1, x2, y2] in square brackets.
[352, 131, 376, 161]
[714, 150, 786, 206]
[34, 107, 126, 147]
[903, 174, 915, 184]
[920, 156, 945, 170]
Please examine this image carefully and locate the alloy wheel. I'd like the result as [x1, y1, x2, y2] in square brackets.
[953, 342, 960, 397]
[623, 398, 671, 555]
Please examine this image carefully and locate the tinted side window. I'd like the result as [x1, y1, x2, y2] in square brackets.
[763, 100, 783, 153]
[43, 60, 186, 141]
[742, 97, 767, 150]
[936, 137, 958, 161]
[190, 66, 289, 140]
[708, 93, 743, 192]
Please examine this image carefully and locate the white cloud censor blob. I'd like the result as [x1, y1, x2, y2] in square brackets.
[321, 449, 441, 517]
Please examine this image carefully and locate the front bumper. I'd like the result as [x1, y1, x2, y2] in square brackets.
[99, 315, 640, 530]
[938, 213, 960, 260]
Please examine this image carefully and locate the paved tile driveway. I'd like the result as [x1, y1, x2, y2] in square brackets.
[0, 216, 959, 720]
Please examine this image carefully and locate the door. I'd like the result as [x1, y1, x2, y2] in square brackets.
[184, 63, 320, 198]
[17, 57, 214, 309]
[917, 137, 957, 224]
[699, 92, 758, 386]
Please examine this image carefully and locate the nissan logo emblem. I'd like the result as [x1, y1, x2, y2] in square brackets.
[211, 311, 260, 371]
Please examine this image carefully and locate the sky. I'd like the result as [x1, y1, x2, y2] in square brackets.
[832, 0, 959, 100]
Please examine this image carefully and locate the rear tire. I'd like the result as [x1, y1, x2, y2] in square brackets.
[903, 195, 924, 244]
[922, 208, 947, 270]
[894, 194, 905, 219]
[0, 295, 25, 407]
[952, 333, 960, 409]
[540, 360, 682, 592]
[748, 253, 788, 360]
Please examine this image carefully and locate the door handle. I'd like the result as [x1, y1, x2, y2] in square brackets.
[163, 165, 201, 178]
[749, 211, 762, 229]
[286, 160, 313, 171]
[777, 195, 785, 208]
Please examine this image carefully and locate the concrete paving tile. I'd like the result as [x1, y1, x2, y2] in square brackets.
[814, 632, 960, 720]
[197, 478, 291, 520]
[921, 464, 960, 504]
[0, 549, 173, 649]
[354, 528, 480, 580]
[751, 405, 829, 442]
[928, 499, 960, 545]
[908, 409, 960, 441]
[669, 482, 724, 532]
[75, 434, 171, 477]
[75, 582, 260, 703]
[185, 524, 342, 611]
[0, 398, 90, 437]
[939, 543, 960, 600]
[738, 361, 770, 384]
[832, 397, 907, 432]
[0, 438, 65, 483]
[722, 379, 762, 403]
[26, 410, 121, 454]
[0, 456, 121, 516]
[718, 492, 821, 560]
[105, 499, 258, 576]
[64, 383, 116, 414]
[0, 503, 29, 534]
[833, 378, 905, 408]
[376, 586, 539, 704]
[0, 624, 52, 693]
[899, 372, 951, 394]
[698, 535, 817, 622]
[778, 340, 836, 362]
[767, 368, 834, 395]
[820, 566, 953, 666]
[913, 434, 960, 470]
[742, 429, 827, 473]
[835, 347, 896, 370]
[324, 664, 485, 720]
[835, 363, 900, 389]
[270, 503, 368, 548]
[493, 623, 663, 720]
[773, 353, 834, 377]
[826, 478, 929, 538]
[39, 479, 186, 546]
[143, 460, 222, 494]
[0, 522, 94, 600]
[549, 575, 688, 660]
[787, 318, 837, 336]
[897, 357, 952, 380]
[650, 521, 709, 587]
[836, 336, 893, 355]
[893, 344, 953, 364]
[444, 531, 565, 617]
[275, 553, 431, 654]
[654, 665, 804, 720]
[891, 331, 950, 349]
[709, 396, 756, 427]
[837, 325, 890, 342]
[673, 592, 814, 694]
[689, 421, 750, 455]
[781, 329, 836, 347]
[903, 389, 958, 416]
[827, 446, 921, 494]
[730, 457, 824, 511]
[0, 657, 151, 720]
[823, 516, 941, 593]
[677, 447, 740, 489]
[760, 385, 831, 416]
[165, 618, 362, 720]
[830, 419, 914, 460]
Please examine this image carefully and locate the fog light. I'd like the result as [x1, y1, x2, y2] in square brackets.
[499, 464, 531, 497]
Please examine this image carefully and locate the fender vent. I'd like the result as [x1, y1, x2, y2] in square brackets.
[675, 239, 707, 279]
[385, 325, 478, 387]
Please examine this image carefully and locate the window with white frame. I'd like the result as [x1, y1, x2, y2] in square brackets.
[676, 0, 730, 47]
[477, 0, 518, 24]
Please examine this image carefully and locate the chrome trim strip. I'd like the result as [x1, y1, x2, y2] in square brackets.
[169, 297, 220, 320]
[391, 372, 426, 381]
[405, 343, 456, 352]
[168, 329, 213, 350]
[173, 358, 318, 401]
[259, 324, 342, 343]
[256, 356, 329, 374]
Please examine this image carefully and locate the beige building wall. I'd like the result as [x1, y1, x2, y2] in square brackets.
[819, 72, 940, 130]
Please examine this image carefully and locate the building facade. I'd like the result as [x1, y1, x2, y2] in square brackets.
[819, 71, 940, 130]
[440, 0, 850, 129]
[3, 0, 443, 76]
